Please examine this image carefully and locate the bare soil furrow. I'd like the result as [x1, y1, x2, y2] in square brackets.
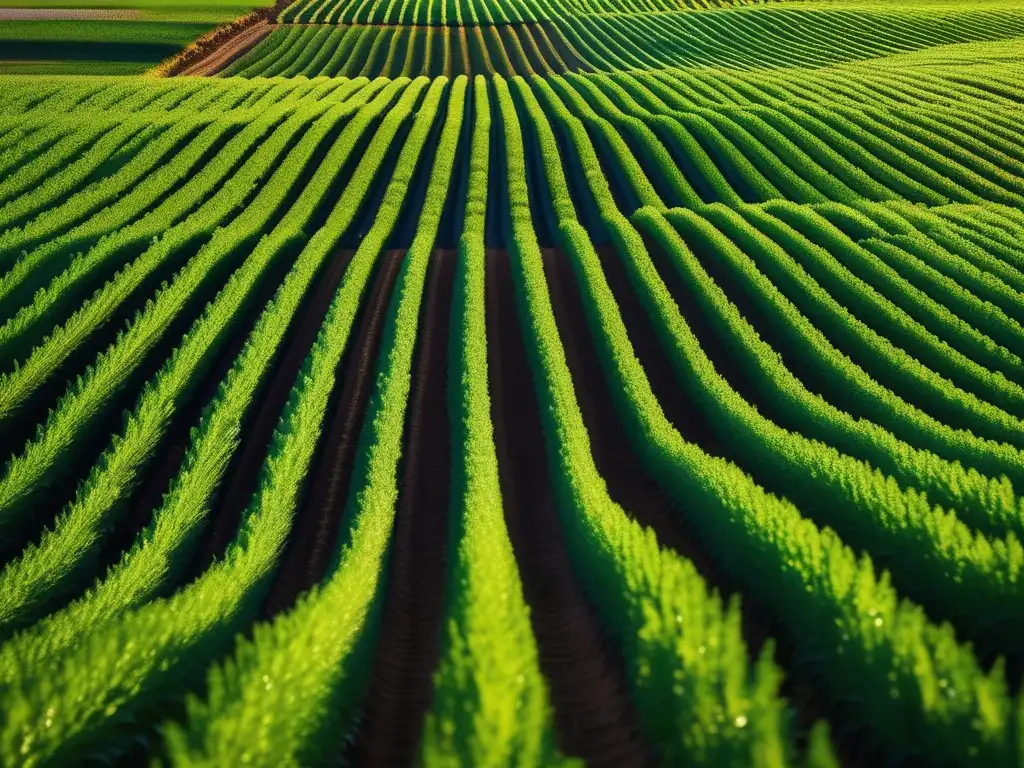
[191, 246, 356, 577]
[350, 248, 454, 766]
[486, 247, 650, 767]
[261, 248, 404, 617]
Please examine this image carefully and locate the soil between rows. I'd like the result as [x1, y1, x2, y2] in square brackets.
[261, 248, 405, 617]
[542, 246, 708, 567]
[612, 234, 887, 766]
[188, 245, 359, 578]
[95, 233, 302, 585]
[486, 246, 650, 767]
[350, 248, 455, 765]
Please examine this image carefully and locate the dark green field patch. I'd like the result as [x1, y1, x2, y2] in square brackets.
[0, 1, 263, 22]
[0, 20, 215, 72]
[0, 59, 156, 74]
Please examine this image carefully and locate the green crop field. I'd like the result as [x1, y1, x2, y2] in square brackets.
[0, 0, 270, 75]
[2, 0, 1024, 764]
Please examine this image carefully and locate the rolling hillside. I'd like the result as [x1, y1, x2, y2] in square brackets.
[1, 0, 1024, 764]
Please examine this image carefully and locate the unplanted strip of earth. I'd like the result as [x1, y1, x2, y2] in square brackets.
[177, 21, 272, 76]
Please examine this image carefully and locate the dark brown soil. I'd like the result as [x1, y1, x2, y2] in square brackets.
[260, 249, 404, 616]
[190, 246, 357, 577]
[541, 246, 715, 574]
[0, 225, 256, 565]
[349, 248, 455, 766]
[592, 243, 722, 455]
[486, 247, 651, 767]
[93, 230, 302, 587]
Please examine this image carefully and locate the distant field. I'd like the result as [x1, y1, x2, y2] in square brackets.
[0, 1, 265, 73]
[0, 0, 263, 20]
[0, 19, 215, 73]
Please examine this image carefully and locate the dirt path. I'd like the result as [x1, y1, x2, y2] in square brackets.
[178, 21, 272, 76]
[157, 0, 291, 77]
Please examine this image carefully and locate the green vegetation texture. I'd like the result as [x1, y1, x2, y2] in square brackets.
[1, 0, 1024, 765]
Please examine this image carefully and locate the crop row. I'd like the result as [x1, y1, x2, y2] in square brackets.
[2, 40, 1024, 764]
[279, 0, 768, 26]
[13, 62, 1024, 220]
[219, 4, 1024, 77]
[220, 21, 583, 78]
